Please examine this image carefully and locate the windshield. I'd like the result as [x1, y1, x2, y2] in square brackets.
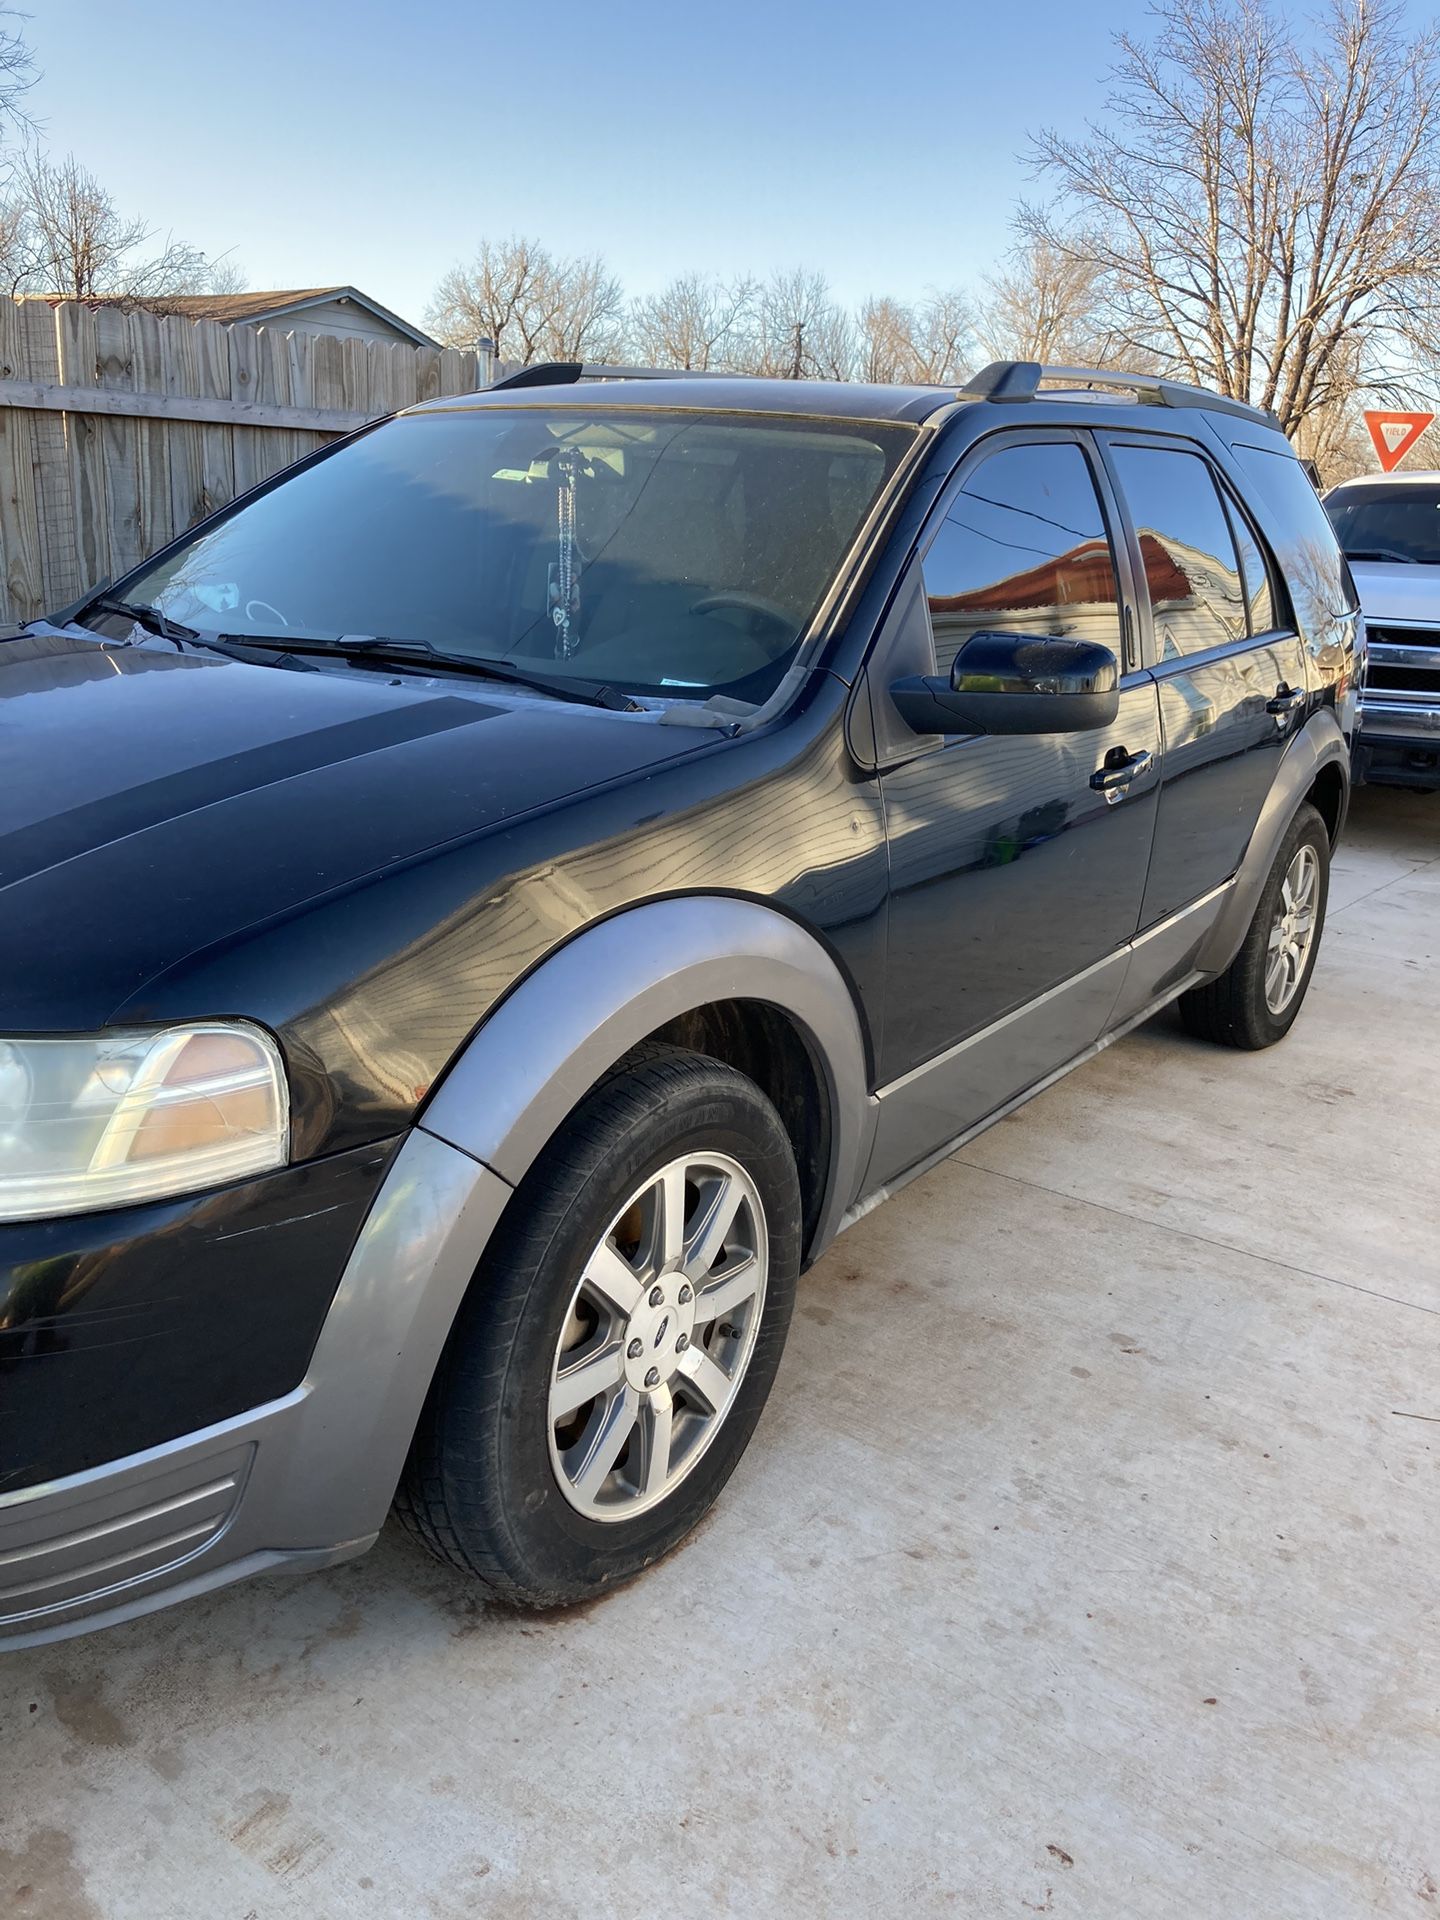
[106, 406, 915, 703]
[1324, 482, 1440, 566]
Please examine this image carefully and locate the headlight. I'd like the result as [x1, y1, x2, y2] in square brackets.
[0, 1023, 289, 1223]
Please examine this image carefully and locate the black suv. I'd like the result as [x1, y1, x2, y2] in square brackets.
[0, 361, 1358, 1645]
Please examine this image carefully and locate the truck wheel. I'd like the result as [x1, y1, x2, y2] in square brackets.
[397, 1045, 801, 1607]
[1178, 801, 1330, 1050]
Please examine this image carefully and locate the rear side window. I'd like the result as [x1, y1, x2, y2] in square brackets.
[1111, 445, 1246, 660]
[921, 441, 1123, 676]
[1234, 440, 1358, 630]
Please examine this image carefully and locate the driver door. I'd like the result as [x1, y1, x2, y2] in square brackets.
[866, 431, 1162, 1188]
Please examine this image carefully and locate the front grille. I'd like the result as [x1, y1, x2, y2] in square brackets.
[1367, 663, 1440, 692]
[1362, 623, 1440, 702]
[1367, 624, 1440, 649]
[0, 1443, 252, 1626]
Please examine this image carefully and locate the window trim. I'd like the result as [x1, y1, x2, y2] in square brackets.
[1230, 437, 1359, 622]
[1094, 428, 1291, 674]
[1215, 477, 1288, 640]
[848, 425, 1147, 770]
[912, 426, 1140, 676]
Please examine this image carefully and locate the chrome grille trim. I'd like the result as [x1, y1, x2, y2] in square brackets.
[1361, 623, 1440, 704]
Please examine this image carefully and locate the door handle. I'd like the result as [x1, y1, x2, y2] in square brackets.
[1266, 684, 1305, 716]
[1090, 746, 1153, 801]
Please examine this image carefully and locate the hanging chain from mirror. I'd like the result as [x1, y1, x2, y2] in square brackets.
[551, 447, 584, 660]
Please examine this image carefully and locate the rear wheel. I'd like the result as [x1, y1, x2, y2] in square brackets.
[398, 1045, 801, 1606]
[1178, 801, 1330, 1049]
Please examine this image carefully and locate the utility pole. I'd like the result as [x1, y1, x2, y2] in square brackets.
[788, 319, 805, 380]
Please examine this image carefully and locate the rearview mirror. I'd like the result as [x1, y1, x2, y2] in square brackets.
[890, 631, 1121, 736]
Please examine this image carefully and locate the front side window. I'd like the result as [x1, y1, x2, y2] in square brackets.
[1111, 445, 1246, 660]
[920, 441, 1123, 676]
[100, 408, 915, 704]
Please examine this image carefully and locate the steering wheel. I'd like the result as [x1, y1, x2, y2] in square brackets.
[245, 598, 288, 628]
[689, 592, 796, 638]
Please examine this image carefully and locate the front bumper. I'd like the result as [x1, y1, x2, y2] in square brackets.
[0, 1129, 512, 1648]
[1356, 698, 1440, 788]
[0, 1392, 368, 1648]
[1, 1142, 395, 1493]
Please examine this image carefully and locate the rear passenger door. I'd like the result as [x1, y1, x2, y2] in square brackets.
[1098, 434, 1309, 930]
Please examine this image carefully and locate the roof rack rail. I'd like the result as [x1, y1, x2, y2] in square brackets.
[487, 361, 747, 391]
[960, 361, 1279, 428]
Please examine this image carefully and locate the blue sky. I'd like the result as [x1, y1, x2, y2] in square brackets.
[27, 0, 1156, 328]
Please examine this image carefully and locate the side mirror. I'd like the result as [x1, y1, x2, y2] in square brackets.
[890, 631, 1121, 736]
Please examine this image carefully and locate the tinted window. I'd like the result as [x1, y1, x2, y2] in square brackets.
[1225, 496, 1277, 634]
[1235, 441, 1357, 630]
[1112, 445, 1246, 660]
[108, 409, 914, 705]
[1325, 483, 1440, 566]
[921, 442, 1122, 676]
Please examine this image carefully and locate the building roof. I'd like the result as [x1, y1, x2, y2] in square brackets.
[21, 285, 437, 348]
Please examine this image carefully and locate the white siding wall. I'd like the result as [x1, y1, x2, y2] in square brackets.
[279, 299, 424, 346]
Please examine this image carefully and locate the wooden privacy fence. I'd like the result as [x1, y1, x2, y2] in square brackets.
[0, 298, 492, 624]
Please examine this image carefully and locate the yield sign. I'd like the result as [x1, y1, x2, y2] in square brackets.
[1364, 410, 1435, 473]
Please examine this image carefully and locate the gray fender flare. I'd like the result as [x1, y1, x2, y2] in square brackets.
[421, 894, 873, 1249]
[271, 898, 873, 1551]
[1195, 707, 1350, 976]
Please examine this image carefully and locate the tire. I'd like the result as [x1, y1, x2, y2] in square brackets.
[397, 1044, 801, 1607]
[1178, 801, 1330, 1050]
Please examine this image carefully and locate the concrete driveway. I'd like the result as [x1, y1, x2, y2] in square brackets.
[4, 787, 1437, 1920]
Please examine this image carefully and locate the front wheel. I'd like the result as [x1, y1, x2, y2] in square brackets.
[1178, 801, 1330, 1049]
[397, 1046, 801, 1607]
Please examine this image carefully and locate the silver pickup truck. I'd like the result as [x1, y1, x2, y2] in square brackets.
[1325, 472, 1440, 790]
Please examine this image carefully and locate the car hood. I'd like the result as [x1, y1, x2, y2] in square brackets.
[0, 628, 711, 1027]
[1347, 560, 1440, 627]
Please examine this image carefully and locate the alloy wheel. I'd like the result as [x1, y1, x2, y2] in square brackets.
[1265, 843, 1320, 1015]
[547, 1153, 769, 1521]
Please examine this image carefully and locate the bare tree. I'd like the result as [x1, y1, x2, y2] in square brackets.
[427, 236, 625, 364]
[545, 252, 626, 361]
[856, 289, 973, 384]
[4, 152, 215, 296]
[1288, 337, 1376, 480]
[741, 269, 854, 378]
[907, 288, 974, 383]
[1024, 0, 1440, 435]
[205, 254, 250, 297]
[856, 296, 915, 384]
[428, 237, 551, 360]
[429, 241, 967, 388]
[0, 9, 35, 294]
[0, 6, 33, 138]
[976, 237, 1114, 365]
[0, 191, 26, 295]
[628, 272, 757, 369]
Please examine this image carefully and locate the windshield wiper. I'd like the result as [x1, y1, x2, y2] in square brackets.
[217, 633, 643, 710]
[89, 596, 201, 642]
[1344, 547, 1419, 565]
[84, 599, 294, 667]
